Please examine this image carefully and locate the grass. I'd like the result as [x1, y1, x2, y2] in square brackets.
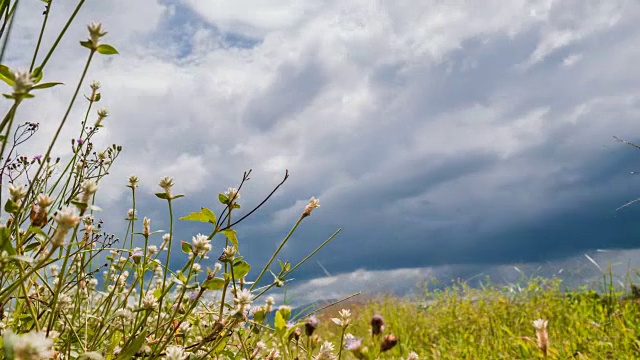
[311, 275, 640, 359]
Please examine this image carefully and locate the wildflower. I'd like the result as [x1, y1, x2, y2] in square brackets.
[127, 175, 139, 188]
[265, 296, 275, 312]
[87, 21, 107, 48]
[265, 348, 280, 360]
[52, 207, 81, 247]
[159, 176, 174, 197]
[380, 334, 398, 352]
[33, 154, 42, 162]
[131, 248, 143, 264]
[8, 183, 26, 202]
[11, 331, 54, 360]
[147, 245, 158, 256]
[406, 351, 419, 360]
[331, 309, 351, 327]
[192, 263, 201, 272]
[164, 345, 185, 360]
[142, 217, 151, 237]
[96, 108, 109, 126]
[371, 314, 384, 335]
[12, 70, 33, 96]
[77, 138, 84, 145]
[192, 233, 211, 256]
[219, 245, 236, 262]
[234, 288, 252, 313]
[533, 319, 549, 357]
[344, 334, 362, 351]
[315, 341, 336, 360]
[161, 233, 171, 250]
[88, 278, 98, 289]
[80, 179, 98, 204]
[213, 262, 222, 273]
[90, 80, 101, 91]
[142, 293, 157, 310]
[302, 196, 320, 218]
[305, 315, 319, 336]
[225, 187, 240, 204]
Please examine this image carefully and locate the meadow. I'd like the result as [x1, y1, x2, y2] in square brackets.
[0, 2, 639, 359]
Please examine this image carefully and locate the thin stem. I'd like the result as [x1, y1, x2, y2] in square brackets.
[0, 0, 19, 64]
[250, 215, 304, 291]
[30, 0, 53, 72]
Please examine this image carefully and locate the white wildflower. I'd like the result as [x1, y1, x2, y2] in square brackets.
[12, 331, 54, 360]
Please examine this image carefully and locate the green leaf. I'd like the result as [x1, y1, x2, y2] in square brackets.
[9, 255, 34, 264]
[78, 351, 105, 360]
[181, 241, 192, 254]
[23, 241, 40, 253]
[3, 199, 18, 214]
[232, 260, 251, 279]
[202, 277, 225, 290]
[179, 207, 216, 224]
[275, 311, 286, 333]
[115, 331, 146, 360]
[27, 226, 47, 238]
[201, 207, 217, 223]
[96, 44, 119, 55]
[155, 192, 169, 200]
[172, 194, 184, 199]
[30, 67, 42, 84]
[0, 64, 14, 87]
[221, 229, 238, 249]
[70, 200, 88, 212]
[218, 193, 229, 205]
[31, 81, 63, 90]
[79, 40, 93, 49]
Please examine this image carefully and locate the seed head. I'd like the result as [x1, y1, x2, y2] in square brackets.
[380, 334, 398, 352]
[371, 314, 384, 335]
[533, 319, 549, 356]
[302, 196, 320, 218]
[142, 217, 151, 237]
[305, 315, 319, 336]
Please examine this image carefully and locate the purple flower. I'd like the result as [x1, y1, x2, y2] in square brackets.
[33, 155, 42, 161]
[344, 337, 362, 351]
[77, 138, 84, 145]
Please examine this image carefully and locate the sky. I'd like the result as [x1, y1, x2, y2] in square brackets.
[4, 0, 640, 305]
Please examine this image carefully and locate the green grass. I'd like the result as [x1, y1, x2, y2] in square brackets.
[313, 276, 640, 359]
